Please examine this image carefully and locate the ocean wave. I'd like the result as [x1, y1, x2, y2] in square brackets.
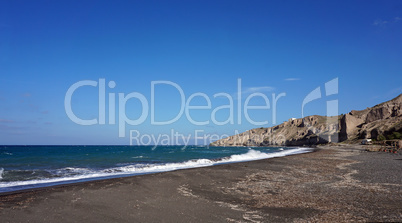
[54, 167, 94, 176]
[0, 168, 3, 180]
[223, 147, 309, 162]
[0, 147, 312, 193]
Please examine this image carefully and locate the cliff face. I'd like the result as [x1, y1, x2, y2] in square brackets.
[210, 94, 402, 147]
[210, 115, 341, 147]
[340, 94, 402, 142]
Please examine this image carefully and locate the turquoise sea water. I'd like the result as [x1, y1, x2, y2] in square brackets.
[0, 145, 311, 193]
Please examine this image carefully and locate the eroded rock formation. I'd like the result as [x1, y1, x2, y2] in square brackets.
[210, 94, 402, 147]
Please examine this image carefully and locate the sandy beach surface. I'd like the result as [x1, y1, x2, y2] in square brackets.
[1, 145, 401, 222]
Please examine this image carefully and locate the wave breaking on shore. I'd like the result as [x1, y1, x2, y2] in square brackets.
[0, 147, 312, 193]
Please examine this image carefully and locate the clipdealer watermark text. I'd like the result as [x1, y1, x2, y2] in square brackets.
[64, 77, 339, 145]
[64, 78, 286, 137]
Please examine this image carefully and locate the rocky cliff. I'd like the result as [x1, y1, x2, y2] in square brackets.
[340, 93, 402, 142]
[210, 94, 402, 147]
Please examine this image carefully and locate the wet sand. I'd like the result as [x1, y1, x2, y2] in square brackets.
[1, 145, 401, 222]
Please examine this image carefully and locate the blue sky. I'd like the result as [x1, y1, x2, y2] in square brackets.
[1, 0, 401, 145]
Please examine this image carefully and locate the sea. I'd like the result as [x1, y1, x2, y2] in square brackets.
[0, 145, 312, 193]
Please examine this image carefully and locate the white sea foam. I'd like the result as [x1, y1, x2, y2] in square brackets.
[0, 168, 3, 180]
[57, 167, 94, 175]
[131, 156, 144, 158]
[0, 147, 312, 192]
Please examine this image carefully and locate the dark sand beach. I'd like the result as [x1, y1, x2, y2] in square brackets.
[1, 145, 401, 222]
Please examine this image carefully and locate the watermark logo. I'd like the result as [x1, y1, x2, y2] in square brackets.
[301, 77, 339, 143]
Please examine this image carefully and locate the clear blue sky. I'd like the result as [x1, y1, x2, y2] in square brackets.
[1, 0, 401, 145]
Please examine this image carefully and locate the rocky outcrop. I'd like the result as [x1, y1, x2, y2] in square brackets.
[210, 94, 402, 147]
[211, 115, 341, 147]
[339, 113, 364, 141]
[340, 94, 402, 142]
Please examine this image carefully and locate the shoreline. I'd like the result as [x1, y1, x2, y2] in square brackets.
[1, 145, 401, 222]
[0, 146, 313, 195]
